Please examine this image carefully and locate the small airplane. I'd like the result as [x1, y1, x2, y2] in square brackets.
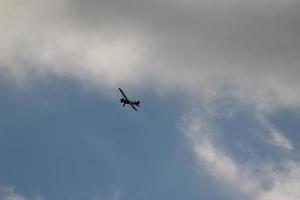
[118, 88, 140, 111]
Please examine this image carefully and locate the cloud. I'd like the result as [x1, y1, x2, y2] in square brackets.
[259, 162, 300, 200]
[1, 0, 300, 109]
[0, 0, 147, 88]
[270, 131, 293, 151]
[183, 115, 300, 200]
[256, 113, 293, 151]
[0, 186, 44, 200]
[0, 187, 26, 200]
[94, 188, 121, 200]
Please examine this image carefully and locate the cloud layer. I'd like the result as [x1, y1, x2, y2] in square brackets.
[1, 0, 300, 108]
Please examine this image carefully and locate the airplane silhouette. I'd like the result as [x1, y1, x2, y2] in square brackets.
[118, 88, 140, 111]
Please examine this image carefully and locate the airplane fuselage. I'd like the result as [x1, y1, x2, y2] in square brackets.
[120, 98, 139, 107]
[118, 88, 140, 111]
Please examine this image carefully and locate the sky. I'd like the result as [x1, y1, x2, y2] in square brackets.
[0, 0, 300, 199]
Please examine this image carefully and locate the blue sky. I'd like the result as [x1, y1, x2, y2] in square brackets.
[0, 77, 218, 200]
[1, 0, 300, 200]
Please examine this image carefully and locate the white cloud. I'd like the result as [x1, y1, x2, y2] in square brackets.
[0, 187, 26, 200]
[259, 162, 300, 200]
[183, 116, 300, 200]
[0, 186, 44, 200]
[94, 188, 121, 200]
[270, 131, 293, 151]
[256, 113, 293, 151]
[0, 0, 148, 90]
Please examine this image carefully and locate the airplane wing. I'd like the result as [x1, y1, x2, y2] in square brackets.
[119, 88, 129, 101]
[129, 102, 138, 111]
[119, 88, 138, 111]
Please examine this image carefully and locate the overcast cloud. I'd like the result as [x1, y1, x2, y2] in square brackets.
[1, 0, 300, 108]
